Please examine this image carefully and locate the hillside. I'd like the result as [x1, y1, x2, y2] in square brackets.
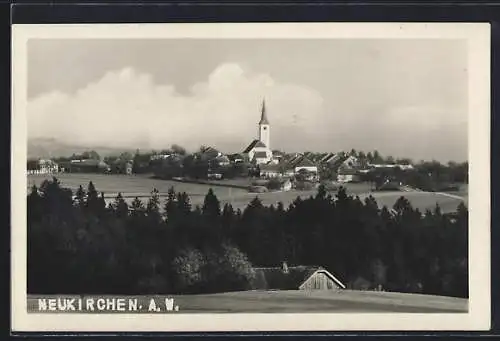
[27, 137, 135, 159]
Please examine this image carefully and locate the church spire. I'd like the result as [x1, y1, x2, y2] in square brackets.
[259, 98, 269, 125]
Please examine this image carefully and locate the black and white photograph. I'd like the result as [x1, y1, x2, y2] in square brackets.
[11, 23, 490, 332]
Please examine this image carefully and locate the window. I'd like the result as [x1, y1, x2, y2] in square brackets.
[263, 127, 267, 130]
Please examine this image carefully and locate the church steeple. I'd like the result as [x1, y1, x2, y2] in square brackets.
[259, 99, 269, 125]
[258, 98, 270, 149]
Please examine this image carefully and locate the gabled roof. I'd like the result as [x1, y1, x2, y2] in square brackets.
[243, 139, 267, 153]
[200, 146, 220, 156]
[286, 153, 304, 167]
[260, 163, 281, 171]
[338, 168, 359, 175]
[251, 266, 345, 290]
[320, 152, 340, 164]
[293, 156, 317, 168]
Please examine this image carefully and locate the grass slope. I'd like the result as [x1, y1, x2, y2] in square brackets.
[27, 290, 468, 313]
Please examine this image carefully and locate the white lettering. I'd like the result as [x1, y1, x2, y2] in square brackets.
[48, 299, 57, 311]
[148, 299, 157, 312]
[165, 298, 174, 311]
[66, 298, 76, 311]
[105, 298, 115, 311]
[38, 299, 48, 311]
[86, 298, 95, 311]
[97, 298, 106, 310]
[117, 299, 126, 311]
[128, 298, 137, 311]
[128, 299, 138, 311]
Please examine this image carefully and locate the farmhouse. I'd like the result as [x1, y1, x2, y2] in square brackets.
[251, 262, 345, 291]
[243, 99, 273, 165]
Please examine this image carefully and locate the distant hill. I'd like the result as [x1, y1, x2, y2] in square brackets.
[27, 138, 135, 159]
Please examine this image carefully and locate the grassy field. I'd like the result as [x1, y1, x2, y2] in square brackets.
[27, 174, 467, 214]
[27, 290, 467, 313]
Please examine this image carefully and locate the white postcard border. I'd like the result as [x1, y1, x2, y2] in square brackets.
[11, 22, 491, 332]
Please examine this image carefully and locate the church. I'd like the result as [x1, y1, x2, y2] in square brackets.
[243, 99, 274, 165]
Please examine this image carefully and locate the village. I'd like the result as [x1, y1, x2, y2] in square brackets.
[26, 99, 460, 196]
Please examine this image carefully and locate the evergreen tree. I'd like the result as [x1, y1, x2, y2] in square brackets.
[113, 193, 129, 219]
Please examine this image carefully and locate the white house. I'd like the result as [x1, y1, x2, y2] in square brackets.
[280, 178, 292, 191]
[259, 163, 281, 178]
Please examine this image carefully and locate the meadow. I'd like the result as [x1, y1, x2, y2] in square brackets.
[27, 173, 468, 214]
[27, 290, 468, 313]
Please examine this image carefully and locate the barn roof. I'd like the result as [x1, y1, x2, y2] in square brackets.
[251, 265, 345, 290]
[243, 139, 267, 153]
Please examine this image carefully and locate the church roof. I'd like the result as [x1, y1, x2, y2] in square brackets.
[259, 99, 269, 125]
[243, 139, 267, 153]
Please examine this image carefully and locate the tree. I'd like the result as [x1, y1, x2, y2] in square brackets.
[146, 188, 162, 223]
[74, 185, 86, 208]
[113, 193, 129, 218]
[171, 247, 206, 293]
[171, 144, 187, 155]
[202, 189, 221, 218]
[130, 197, 145, 216]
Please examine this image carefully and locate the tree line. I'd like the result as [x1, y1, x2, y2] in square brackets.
[28, 177, 468, 298]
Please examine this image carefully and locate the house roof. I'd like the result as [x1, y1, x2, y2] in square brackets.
[251, 266, 345, 290]
[253, 151, 269, 159]
[294, 156, 317, 168]
[321, 152, 340, 164]
[243, 139, 267, 153]
[70, 159, 109, 168]
[260, 163, 280, 172]
[338, 168, 359, 175]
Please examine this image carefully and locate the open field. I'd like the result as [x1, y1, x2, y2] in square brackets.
[27, 174, 467, 214]
[27, 290, 467, 313]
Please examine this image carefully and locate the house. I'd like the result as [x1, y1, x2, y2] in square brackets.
[243, 99, 273, 165]
[251, 262, 345, 291]
[279, 178, 292, 191]
[259, 163, 281, 178]
[68, 159, 110, 173]
[214, 154, 231, 167]
[27, 159, 59, 175]
[228, 153, 246, 164]
[337, 168, 361, 183]
[200, 146, 223, 160]
[292, 155, 318, 174]
[319, 152, 343, 166]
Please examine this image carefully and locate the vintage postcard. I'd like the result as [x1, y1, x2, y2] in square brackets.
[11, 23, 490, 332]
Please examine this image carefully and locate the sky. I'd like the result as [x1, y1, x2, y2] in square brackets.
[27, 38, 468, 162]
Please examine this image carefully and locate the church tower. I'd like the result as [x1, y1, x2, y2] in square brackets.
[258, 99, 270, 148]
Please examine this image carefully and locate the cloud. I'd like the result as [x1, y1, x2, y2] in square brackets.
[27, 63, 326, 153]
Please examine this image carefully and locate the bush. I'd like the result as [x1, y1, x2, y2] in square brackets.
[295, 181, 314, 191]
[171, 247, 206, 293]
[266, 178, 282, 191]
[248, 185, 268, 193]
[204, 243, 256, 293]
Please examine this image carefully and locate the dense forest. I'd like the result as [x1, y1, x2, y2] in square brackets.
[27, 177, 468, 298]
